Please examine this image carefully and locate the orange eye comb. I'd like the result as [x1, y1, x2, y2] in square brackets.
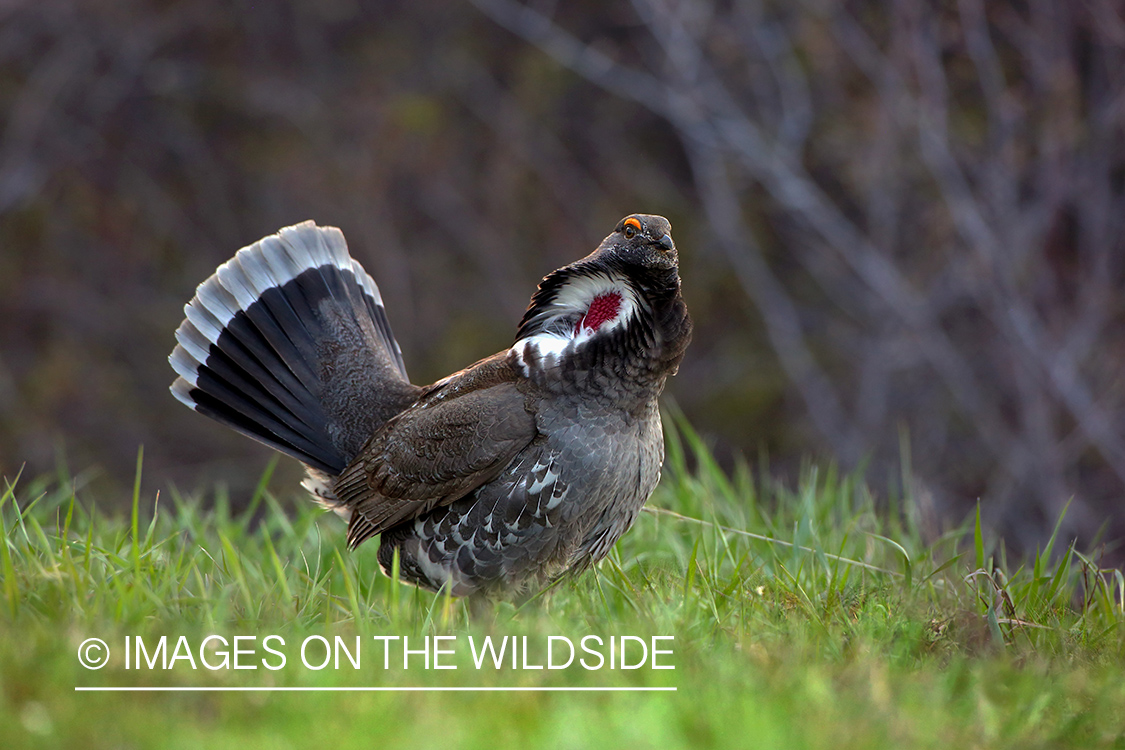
[624, 217, 642, 232]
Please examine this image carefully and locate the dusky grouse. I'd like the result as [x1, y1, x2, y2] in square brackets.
[169, 214, 692, 596]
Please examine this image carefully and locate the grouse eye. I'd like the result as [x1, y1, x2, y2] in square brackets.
[622, 217, 642, 240]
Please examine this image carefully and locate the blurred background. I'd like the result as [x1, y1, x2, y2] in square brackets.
[1, 0, 1123, 559]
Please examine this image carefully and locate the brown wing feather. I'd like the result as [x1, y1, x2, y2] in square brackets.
[334, 354, 537, 546]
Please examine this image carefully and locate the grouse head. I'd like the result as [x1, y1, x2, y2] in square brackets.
[512, 214, 691, 389]
[599, 213, 678, 271]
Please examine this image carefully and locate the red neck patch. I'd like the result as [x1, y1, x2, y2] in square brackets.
[575, 292, 623, 335]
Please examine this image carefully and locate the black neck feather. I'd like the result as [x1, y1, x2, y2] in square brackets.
[516, 258, 692, 397]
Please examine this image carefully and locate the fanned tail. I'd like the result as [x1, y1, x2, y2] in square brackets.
[169, 221, 421, 475]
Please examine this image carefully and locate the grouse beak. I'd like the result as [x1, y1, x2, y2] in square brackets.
[656, 234, 675, 252]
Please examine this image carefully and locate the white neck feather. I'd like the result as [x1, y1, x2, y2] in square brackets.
[510, 271, 640, 374]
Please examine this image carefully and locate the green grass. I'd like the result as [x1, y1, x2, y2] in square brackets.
[2, 419, 1124, 749]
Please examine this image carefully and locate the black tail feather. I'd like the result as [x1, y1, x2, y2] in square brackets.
[170, 221, 421, 475]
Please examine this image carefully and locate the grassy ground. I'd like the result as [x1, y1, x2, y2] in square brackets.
[2, 421, 1124, 749]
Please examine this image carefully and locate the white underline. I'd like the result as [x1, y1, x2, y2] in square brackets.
[75, 686, 676, 692]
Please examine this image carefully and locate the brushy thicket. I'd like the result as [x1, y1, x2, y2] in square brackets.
[1, 0, 1123, 560]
